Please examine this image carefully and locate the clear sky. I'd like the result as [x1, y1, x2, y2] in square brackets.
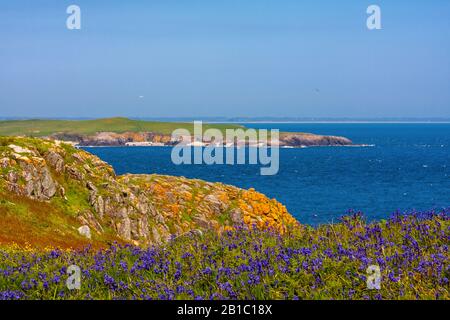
[1, 0, 449, 118]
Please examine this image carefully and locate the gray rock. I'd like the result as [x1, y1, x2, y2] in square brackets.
[77, 225, 91, 239]
[116, 208, 131, 240]
[65, 165, 84, 181]
[44, 151, 65, 173]
[193, 215, 212, 229]
[138, 216, 149, 239]
[151, 226, 161, 243]
[6, 182, 22, 195]
[94, 195, 104, 218]
[0, 157, 10, 168]
[86, 181, 97, 192]
[7, 158, 58, 200]
[8, 144, 35, 155]
[41, 167, 57, 198]
[230, 209, 243, 224]
[203, 194, 226, 214]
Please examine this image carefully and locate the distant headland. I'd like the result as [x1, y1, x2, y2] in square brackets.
[0, 117, 353, 148]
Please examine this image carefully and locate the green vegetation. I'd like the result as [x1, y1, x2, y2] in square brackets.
[0, 117, 243, 137]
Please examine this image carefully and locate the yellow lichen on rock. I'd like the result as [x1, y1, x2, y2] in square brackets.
[238, 188, 298, 233]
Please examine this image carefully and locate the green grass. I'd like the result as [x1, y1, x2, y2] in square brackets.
[0, 117, 244, 137]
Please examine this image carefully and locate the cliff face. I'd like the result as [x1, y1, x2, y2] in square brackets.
[50, 132, 173, 146]
[0, 137, 298, 248]
[49, 131, 353, 147]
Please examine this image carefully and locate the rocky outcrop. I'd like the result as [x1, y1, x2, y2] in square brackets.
[279, 133, 353, 147]
[0, 137, 299, 247]
[2, 144, 57, 200]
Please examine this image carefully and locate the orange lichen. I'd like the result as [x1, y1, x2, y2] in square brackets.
[238, 188, 298, 234]
[217, 191, 229, 203]
[169, 204, 180, 215]
[151, 183, 167, 195]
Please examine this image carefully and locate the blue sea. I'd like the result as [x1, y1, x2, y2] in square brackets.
[83, 123, 450, 225]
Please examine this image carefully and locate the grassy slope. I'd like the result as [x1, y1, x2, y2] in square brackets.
[0, 117, 244, 136]
[0, 136, 125, 249]
[0, 193, 119, 249]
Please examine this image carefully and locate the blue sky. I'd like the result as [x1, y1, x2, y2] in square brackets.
[1, 0, 449, 118]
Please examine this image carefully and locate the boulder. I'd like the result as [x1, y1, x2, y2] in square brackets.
[44, 151, 65, 173]
[77, 225, 91, 239]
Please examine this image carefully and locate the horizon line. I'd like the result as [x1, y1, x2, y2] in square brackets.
[2, 116, 450, 124]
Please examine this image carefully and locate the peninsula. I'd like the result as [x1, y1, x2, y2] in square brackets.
[0, 117, 353, 148]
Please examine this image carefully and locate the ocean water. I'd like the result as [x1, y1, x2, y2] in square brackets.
[83, 123, 450, 225]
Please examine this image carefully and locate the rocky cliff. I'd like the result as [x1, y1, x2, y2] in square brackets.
[279, 132, 353, 147]
[0, 137, 298, 248]
[50, 131, 173, 146]
[49, 131, 353, 147]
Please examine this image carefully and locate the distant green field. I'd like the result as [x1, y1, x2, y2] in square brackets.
[0, 117, 243, 136]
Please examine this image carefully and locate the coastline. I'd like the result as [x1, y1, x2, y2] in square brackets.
[208, 121, 450, 124]
[79, 143, 376, 148]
